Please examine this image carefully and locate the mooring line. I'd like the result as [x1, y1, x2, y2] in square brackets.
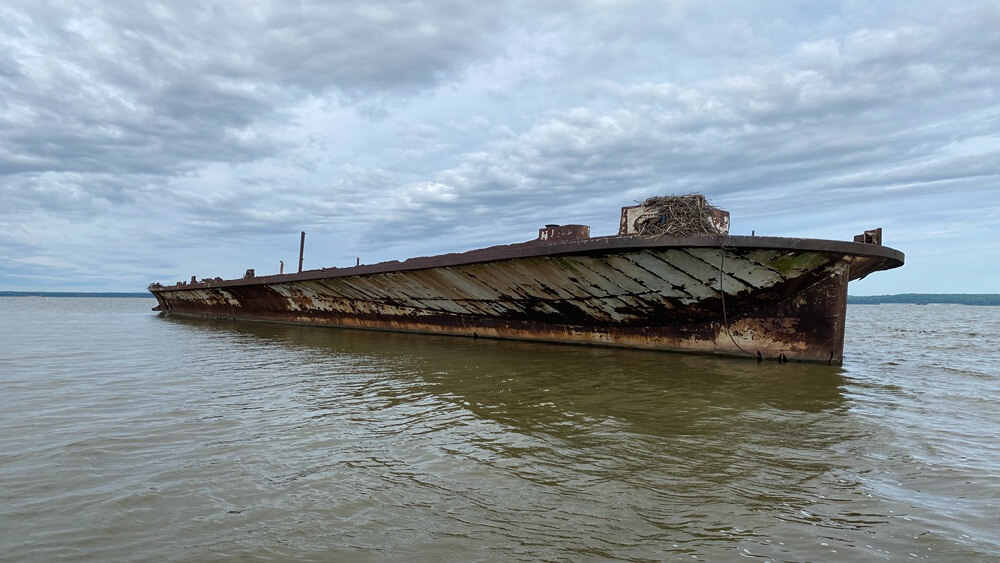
[719, 240, 755, 357]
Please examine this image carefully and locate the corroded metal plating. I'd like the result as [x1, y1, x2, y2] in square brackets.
[150, 234, 903, 363]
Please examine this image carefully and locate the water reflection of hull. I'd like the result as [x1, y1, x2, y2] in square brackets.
[151, 234, 902, 363]
[154, 314, 984, 560]
[165, 315, 849, 426]
[163, 315, 871, 556]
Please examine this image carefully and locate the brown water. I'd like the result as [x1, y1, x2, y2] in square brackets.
[1, 297, 997, 561]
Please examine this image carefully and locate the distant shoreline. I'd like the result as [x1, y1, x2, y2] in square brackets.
[847, 294, 1000, 306]
[0, 291, 151, 298]
[3, 291, 997, 306]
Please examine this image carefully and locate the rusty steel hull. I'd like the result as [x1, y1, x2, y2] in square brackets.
[149, 235, 903, 363]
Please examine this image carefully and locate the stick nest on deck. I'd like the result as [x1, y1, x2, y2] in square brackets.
[633, 194, 724, 236]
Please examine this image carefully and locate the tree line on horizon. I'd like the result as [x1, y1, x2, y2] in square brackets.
[0, 291, 149, 298]
[848, 294, 1000, 306]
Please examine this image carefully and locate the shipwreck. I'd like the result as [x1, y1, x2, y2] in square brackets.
[149, 195, 904, 363]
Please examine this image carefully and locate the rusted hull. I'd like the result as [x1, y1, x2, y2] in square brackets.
[150, 235, 903, 363]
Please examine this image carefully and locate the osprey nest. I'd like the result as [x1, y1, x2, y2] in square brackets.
[633, 194, 725, 236]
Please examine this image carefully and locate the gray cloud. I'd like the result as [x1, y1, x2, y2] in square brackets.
[1, 1, 998, 292]
[1, 0, 506, 180]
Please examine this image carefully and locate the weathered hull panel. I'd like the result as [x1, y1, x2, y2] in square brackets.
[150, 235, 904, 363]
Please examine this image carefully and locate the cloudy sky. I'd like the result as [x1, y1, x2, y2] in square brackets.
[2, 1, 998, 294]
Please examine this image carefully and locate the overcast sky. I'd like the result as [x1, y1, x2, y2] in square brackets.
[2, 1, 998, 294]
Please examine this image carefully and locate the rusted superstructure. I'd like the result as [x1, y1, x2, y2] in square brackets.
[149, 197, 903, 363]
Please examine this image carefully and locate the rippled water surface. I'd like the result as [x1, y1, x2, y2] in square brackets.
[1, 298, 998, 561]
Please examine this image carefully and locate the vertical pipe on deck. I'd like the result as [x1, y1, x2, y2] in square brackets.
[298, 231, 305, 273]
